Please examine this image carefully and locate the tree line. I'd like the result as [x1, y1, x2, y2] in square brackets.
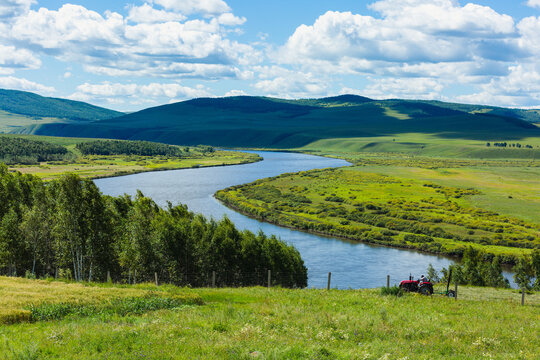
[0, 136, 68, 165]
[0, 164, 307, 288]
[76, 140, 214, 157]
[436, 246, 540, 289]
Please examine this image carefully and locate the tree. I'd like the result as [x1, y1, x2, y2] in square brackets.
[532, 250, 540, 290]
[513, 257, 534, 290]
[426, 264, 440, 283]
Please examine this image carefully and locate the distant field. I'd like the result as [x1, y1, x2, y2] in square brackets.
[1, 134, 261, 180]
[302, 133, 540, 159]
[0, 277, 538, 359]
[10, 151, 260, 180]
[216, 164, 539, 263]
[0, 111, 68, 133]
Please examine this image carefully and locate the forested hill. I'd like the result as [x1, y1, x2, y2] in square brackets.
[26, 94, 540, 148]
[0, 89, 123, 121]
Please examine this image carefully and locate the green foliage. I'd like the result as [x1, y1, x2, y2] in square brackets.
[380, 285, 403, 297]
[513, 257, 535, 290]
[76, 139, 197, 157]
[0, 169, 307, 288]
[26, 294, 201, 321]
[427, 264, 440, 283]
[216, 167, 539, 265]
[0, 89, 122, 121]
[0, 136, 68, 164]
[441, 247, 509, 288]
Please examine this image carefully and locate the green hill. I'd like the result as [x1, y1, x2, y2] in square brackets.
[0, 89, 123, 122]
[28, 95, 540, 151]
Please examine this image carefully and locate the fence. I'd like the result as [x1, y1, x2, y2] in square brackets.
[1, 269, 533, 306]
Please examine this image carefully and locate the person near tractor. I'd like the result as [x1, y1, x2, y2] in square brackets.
[420, 275, 427, 283]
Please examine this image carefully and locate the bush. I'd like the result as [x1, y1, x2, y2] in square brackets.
[380, 286, 403, 297]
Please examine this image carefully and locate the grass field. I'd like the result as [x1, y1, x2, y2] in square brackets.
[0, 111, 68, 133]
[0, 277, 538, 359]
[302, 133, 540, 159]
[216, 161, 539, 263]
[1, 134, 261, 180]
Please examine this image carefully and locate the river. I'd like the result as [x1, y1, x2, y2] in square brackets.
[95, 151, 509, 289]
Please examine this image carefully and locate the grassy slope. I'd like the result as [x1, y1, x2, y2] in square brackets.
[1, 134, 261, 180]
[0, 89, 123, 121]
[0, 277, 538, 359]
[216, 165, 539, 262]
[0, 110, 70, 134]
[27, 96, 540, 153]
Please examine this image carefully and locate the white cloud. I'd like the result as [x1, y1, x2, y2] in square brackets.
[224, 89, 248, 97]
[0, 0, 35, 19]
[0, 76, 54, 94]
[281, 5, 517, 68]
[127, 3, 186, 24]
[151, 0, 230, 15]
[69, 81, 211, 104]
[527, 0, 540, 9]
[216, 13, 246, 26]
[455, 64, 540, 107]
[0, 45, 41, 74]
[6, 3, 254, 80]
[253, 66, 327, 98]
[362, 77, 445, 100]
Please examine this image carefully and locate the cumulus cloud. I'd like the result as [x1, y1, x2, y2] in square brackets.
[224, 89, 248, 97]
[455, 64, 540, 107]
[69, 81, 211, 105]
[127, 3, 186, 23]
[5, 3, 254, 80]
[0, 76, 54, 94]
[274, 0, 540, 105]
[280, 3, 517, 67]
[0, 45, 41, 74]
[151, 0, 230, 15]
[0, 0, 35, 19]
[527, 0, 540, 9]
[253, 66, 327, 98]
[362, 77, 445, 100]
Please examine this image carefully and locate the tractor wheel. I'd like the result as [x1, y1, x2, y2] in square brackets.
[447, 290, 456, 298]
[419, 286, 432, 296]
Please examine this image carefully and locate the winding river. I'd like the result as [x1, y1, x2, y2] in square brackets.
[95, 151, 476, 289]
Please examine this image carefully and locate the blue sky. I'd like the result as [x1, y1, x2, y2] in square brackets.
[1, 0, 540, 111]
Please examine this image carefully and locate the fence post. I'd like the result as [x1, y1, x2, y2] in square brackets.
[107, 270, 111, 284]
[454, 281, 458, 300]
[327, 272, 332, 290]
[267, 270, 271, 289]
[155, 272, 159, 286]
[387, 275, 390, 288]
[212, 271, 216, 288]
[522, 288, 525, 306]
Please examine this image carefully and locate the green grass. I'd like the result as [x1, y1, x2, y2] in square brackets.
[301, 133, 540, 159]
[216, 165, 539, 263]
[1, 134, 261, 180]
[0, 277, 538, 359]
[0, 111, 68, 133]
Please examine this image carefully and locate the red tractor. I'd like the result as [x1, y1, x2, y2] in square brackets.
[399, 269, 456, 297]
[399, 276, 434, 295]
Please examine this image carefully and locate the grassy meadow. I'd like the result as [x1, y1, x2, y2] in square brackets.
[0, 276, 538, 359]
[1, 134, 261, 180]
[217, 132, 540, 264]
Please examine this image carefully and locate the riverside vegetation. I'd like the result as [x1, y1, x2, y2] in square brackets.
[0, 276, 538, 359]
[0, 135, 260, 180]
[0, 165, 307, 288]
